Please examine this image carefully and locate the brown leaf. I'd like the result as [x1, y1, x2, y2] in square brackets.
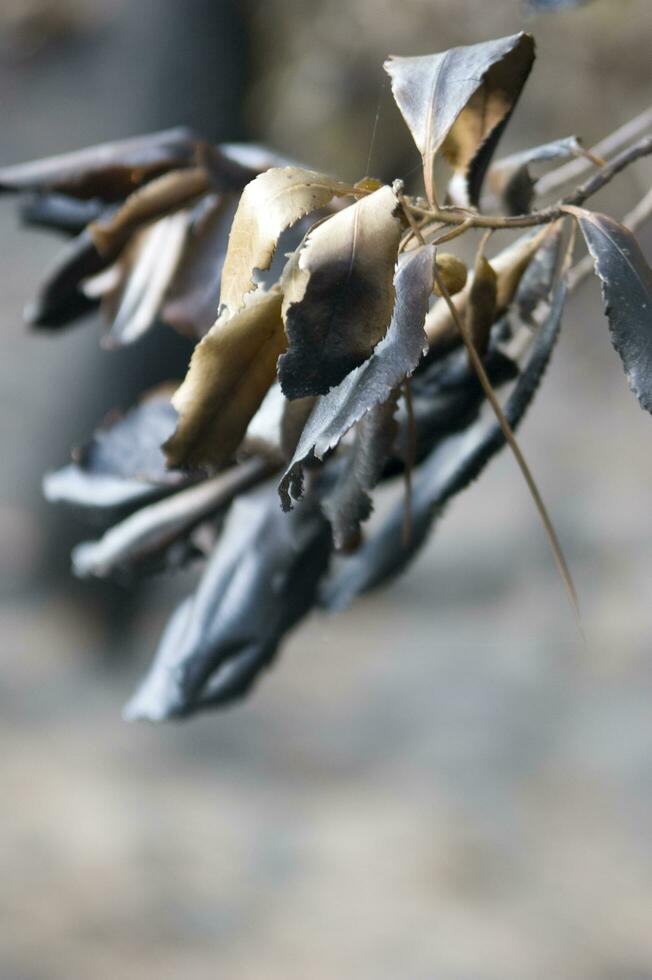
[164, 288, 286, 470]
[468, 253, 498, 356]
[219, 166, 354, 315]
[279, 184, 403, 398]
[88, 166, 210, 256]
[385, 33, 534, 206]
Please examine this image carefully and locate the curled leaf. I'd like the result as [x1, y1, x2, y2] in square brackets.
[279, 183, 403, 398]
[468, 252, 498, 356]
[219, 166, 354, 315]
[88, 167, 210, 256]
[162, 193, 238, 339]
[490, 135, 584, 213]
[0, 128, 198, 201]
[25, 228, 106, 328]
[72, 457, 269, 580]
[279, 243, 434, 508]
[86, 211, 189, 347]
[164, 288, 286, 470]
[322, 394, 399, 551]
[385, 33, 535, 206]
[433, 252, 468, 297]
[566, 206, 652, 414]
[124, 486, 332, 721]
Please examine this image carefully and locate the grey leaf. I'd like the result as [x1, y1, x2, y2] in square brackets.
[567, 207, 652, 414]
[124, 485, 332, 721]
[323, 280, 567, 610]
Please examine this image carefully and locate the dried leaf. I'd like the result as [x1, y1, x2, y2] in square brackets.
[490, 135, 584, 213]
[385, 33, 535, 206]
[44, 387, 188, 518]
[426, 229, 545, 352]
[162, 193, 239, 339]
[322, 394, 399, 551]
[89, 211, 189, 347]
[279, 244, 434, 508]
[164, 288, 286, 470]
[279, 184, 403, 398]
[432, 252, 467, 297]
[468, 253, 498, 356]
[89, 167, 210, 256]
[0, 128, 198, 201]
[219, 166, 354, 315]
[72, 458, 268, 580]
[124, 486, 332, 721]
[25, 228, 106, 328]
[323, 281, 567, 609]
[566, 206, 652, 414]
[19, 192, 104, 235]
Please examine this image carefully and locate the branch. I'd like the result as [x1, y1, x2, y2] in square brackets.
[411, 134, 652, 235]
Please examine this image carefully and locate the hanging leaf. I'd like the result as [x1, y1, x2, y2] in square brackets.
[19, 192, 104, 235]
[490, 135, 584, 213]
[0, 128, 198, 201]
[162, 193, 239, 339]
[426, 229, 546, 352]
[384, 33, 535, 206]
[468, 252, 498, 356]
[86, 211, 190, 347]
[88, 167, 210, 256]
[323, 281, 567, 610]
[43, 387, 189, 518]
[25, 228, 107, 328]
[279, 243, 434, 508]
[322, 394, 399, 551]
[72, 457, 269, 580]
[123, 486, 332, 721]
[279, 183, 403, 399]
[566, 206, 652, 414]
[219, 166, 354, 315]
[164, 288, 286, 470]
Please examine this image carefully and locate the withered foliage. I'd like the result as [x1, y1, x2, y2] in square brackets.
[2, 29, 651, 720]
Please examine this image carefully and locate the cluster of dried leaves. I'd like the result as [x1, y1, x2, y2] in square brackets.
[2, 30, 651, 720]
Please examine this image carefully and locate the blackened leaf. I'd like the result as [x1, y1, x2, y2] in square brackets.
[323, 281, 567, 609]
[19, 192, 104, 235]
[279, 244, 434, 508]
[279, 184, 403, 398]
[0, 128, 199, 202]
[162, 193, 238, 339]
[0, 128, 198, 201]
[123, 486, 332, 720]
[72, 457, 269, 580]
[219, 167, 354, 315]
[567, 206, 652, 414]
[322, 394, 399, 551]
[86, 211, 189, 347]
[164, 288, 286, 470]
[88, 167, 210, 256]
[384, 33, 535, 206]
[25, 228, 106, 328]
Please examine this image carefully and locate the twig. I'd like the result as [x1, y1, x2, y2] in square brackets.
[536, 105, 652, 199]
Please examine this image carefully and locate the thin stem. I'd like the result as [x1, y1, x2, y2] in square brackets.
[431, 258, 582, 627]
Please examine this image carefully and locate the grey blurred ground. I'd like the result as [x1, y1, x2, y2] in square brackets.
[1, 1, 652, 978]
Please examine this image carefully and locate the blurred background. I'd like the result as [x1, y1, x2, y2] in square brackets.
[1, 1, 652, 977]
